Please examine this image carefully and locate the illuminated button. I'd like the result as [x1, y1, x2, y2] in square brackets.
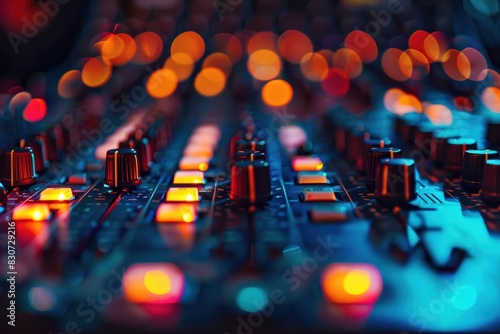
[189, 133, 219, 148]
[39, 188, 74, 201]
[310, 205, 348, 222]
[179, 156, 209, 171]
[173, 171, 205, 185]
[166, 187, 199, 202]
[12, 203, 51, 221]
[66, 173, 87, 185]
[183, 143, 213, 158]
[122, 263, 185, 304]
[302, 187, 336, 202]
[297, 171, 328, 184]
[321, 263, 382, 304]
[291, 156, 323, 171]
[156, 203, 197, 223]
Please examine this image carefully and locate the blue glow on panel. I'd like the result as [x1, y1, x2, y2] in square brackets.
[236, 287, 268, 313]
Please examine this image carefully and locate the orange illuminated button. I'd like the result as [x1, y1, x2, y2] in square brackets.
[303, 187, 336, 202]
[12, 203, 51, 221]
[321, 263, 382, 304]
[166, 187, 199, 202]
[39, 188, 75, 201]
[297, 171, 328, 184]
[183, 143, 213, 158]
[173, 171, 205, 185]
[310, 205, 348, 222]
[292, 156, 324, 171]
[122, 263, 185, 304]
[156, 203, 197, 223]
[179, 156, 209, 171]
[189, 133, 219, 148]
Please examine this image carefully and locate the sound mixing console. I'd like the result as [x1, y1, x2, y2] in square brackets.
[1, 0, 500, 333]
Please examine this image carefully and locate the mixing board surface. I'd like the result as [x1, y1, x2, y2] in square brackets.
[1, 0, 500, 333]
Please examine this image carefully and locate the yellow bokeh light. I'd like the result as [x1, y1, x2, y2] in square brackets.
[146, 69, 178, 99]
[342, 269, 371, 296]
[194, 67, 226, 97]
[261, 79, 293, 107]
[144, 270, 172, 295]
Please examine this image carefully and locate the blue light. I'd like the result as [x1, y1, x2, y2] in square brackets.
[236, 287, 268, 313]
[452, 285, 477, 311]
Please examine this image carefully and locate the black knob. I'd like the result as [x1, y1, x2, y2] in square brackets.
[357, 137, 391, 173]
[444, 137, 477, 176]
[119, 138, 152, 175]
[233, 151, 266, 163]
[105, 149, 142, 189]
[365, 147, 402, 191]
[230, 160, 272, 203]
[431, 130, 461, 168]
[375, 158, 416, 206]
[461, 149, 499, 192]
[486, 121, 500, 147]
[414, 124, 441, 157]
[0, 148, 38, 188]
[394, 112, 421, 144]
[19, 136, 49, 173]
[480, 160, 500, 205]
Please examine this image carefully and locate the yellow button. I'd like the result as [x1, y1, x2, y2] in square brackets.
[173, 171, 205, 185]
[297, 171, 328, 184]
[292, 156, 323, 171]
[156, 203, 197, 223]
[166, 187, 199, 202]
[12, 203, 51, 221]
[310, 205, 348, 222]
[39, 188, 74, 201]
[302, 187, 336, 202]
[179, 156, 209, 171]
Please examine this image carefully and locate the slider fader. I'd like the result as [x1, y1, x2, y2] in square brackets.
[1, 1, 500, 333]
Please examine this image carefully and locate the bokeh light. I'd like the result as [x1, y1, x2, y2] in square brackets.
[442, 49, 471, 81]
[481, 86, 500, 112]
[382, 48, 413, 81]
[58, 70, 83, 99]
[261, 79, 293, 107]
[171, 31, 205, 63]
[424, 104, 453, 125]
[278, 30, 313, 63]
[300, 52, 329, 81]
[321, 68, 350, 97]
[236, 287, 268, 313]
[344, 31, 378, 63]
[108, 33, 137, 66]
[133, 32, 163, 65]
[247, 31, 278, 54]
[23, 98, 47, 122]
[81, 56, 112, 88]
[146, 69, 178, 98]
[164, 53, 195, 82]
[203, 52, 233, 77]
[462, 47, 488, 81]
[211, 33, 242, 63]
[194, 67, 226, 97]
[333, 48, 363, 79]
[247, 49, 282, 81]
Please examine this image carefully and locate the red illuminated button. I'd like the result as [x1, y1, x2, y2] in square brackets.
[321, 263, 382, 304]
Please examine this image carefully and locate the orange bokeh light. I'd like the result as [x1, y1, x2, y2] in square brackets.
[462, 47, 488, 81]
[383, 88, 405, 112]
[442, 49, 471, 81]
[108, 33, 137, 66]
[424, 104, 453, 125]
[300, 52, 329, 81]
[404, 49, 430, 79]
[381, 48, 412, 81]
[333, 48, 363, 79]
[99, 33, 125, 60]
[482, 86, 500, 112]
[203, 52, 233, 77]
[344, 31, 378, 63]
[58, 70, 83, 99]
[247, 49, 282, 81]
[81, 56, 112, 88]
[146, 69, 178, 99]
[393, 93, 422, 115]
[133, 32, 163, 65]
[278, 30, 313, 63]
[194, 67, 226, 97]
[171, 31, 205, 63]
[261, 79, 293, 107]
[247, 31, 278, 54]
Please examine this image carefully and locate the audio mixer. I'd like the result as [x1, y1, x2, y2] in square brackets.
[1, 0, 500, 333]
